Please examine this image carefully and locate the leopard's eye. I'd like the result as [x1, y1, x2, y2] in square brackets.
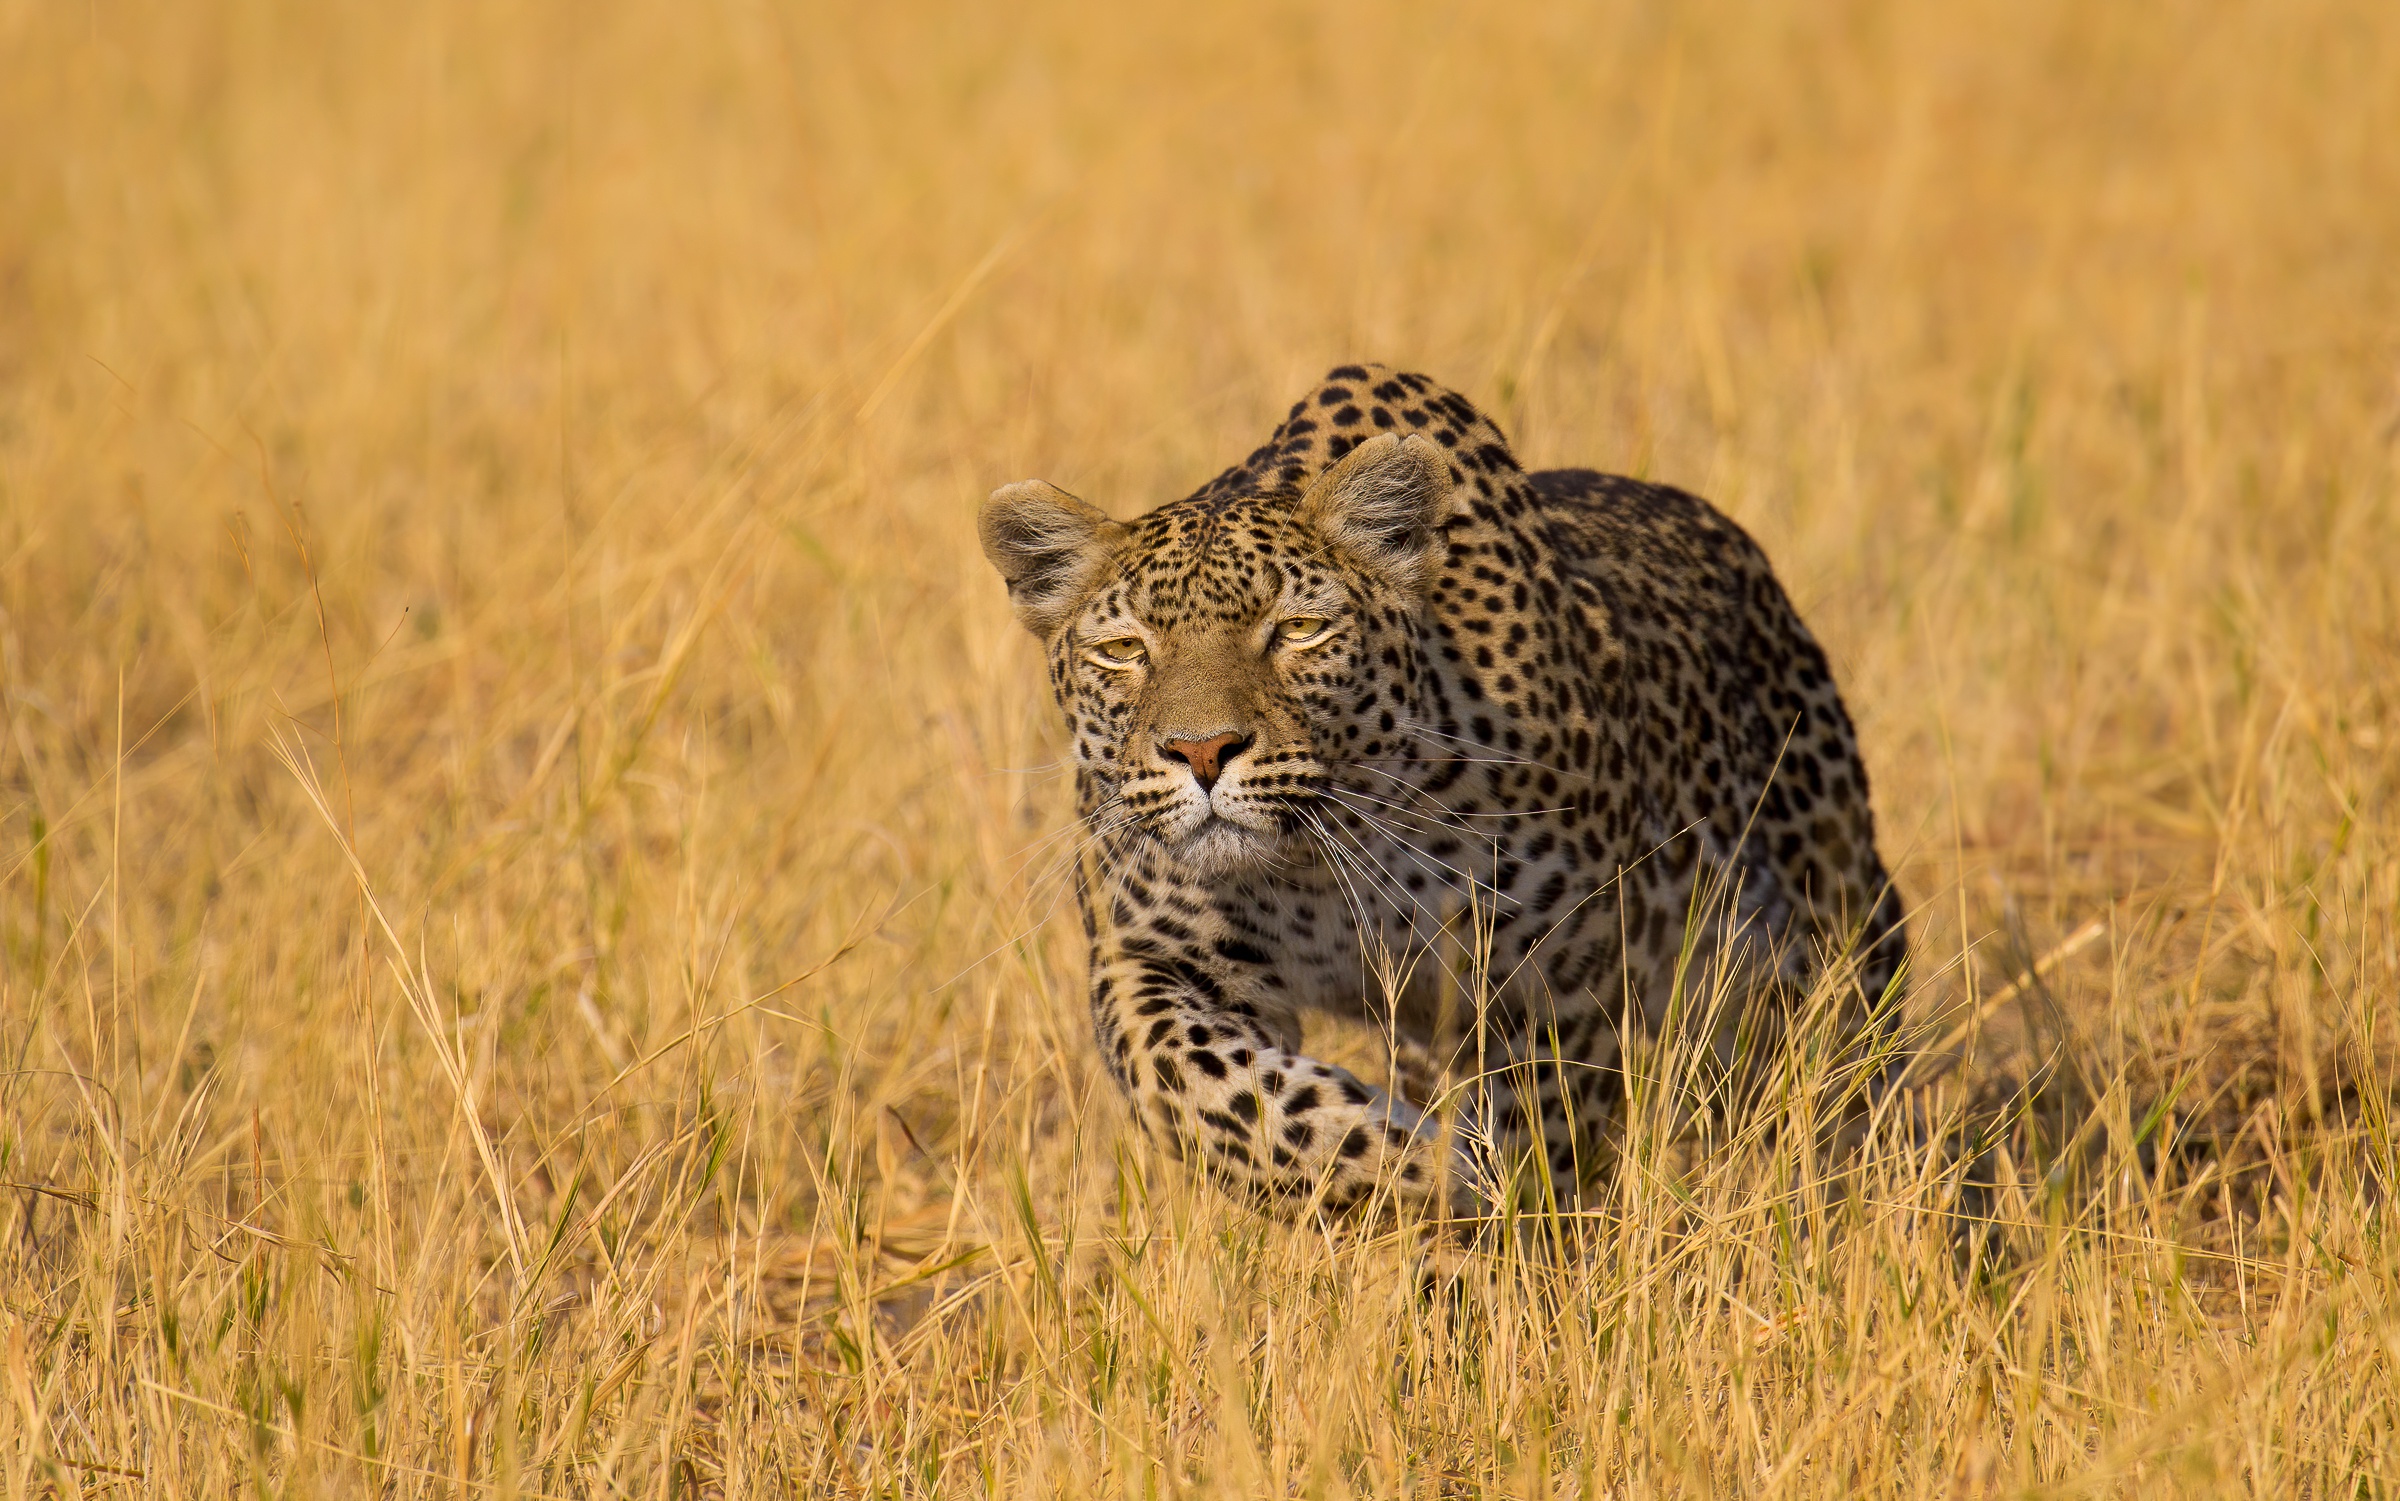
[1088, 635, 1148, 668]
[1274, 616, 1335, 648]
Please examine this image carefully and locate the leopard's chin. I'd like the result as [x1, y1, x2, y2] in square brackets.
[1173, 816, 1290, 878]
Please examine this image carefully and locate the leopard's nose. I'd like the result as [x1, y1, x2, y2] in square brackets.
[1160, 732, 1252, 792]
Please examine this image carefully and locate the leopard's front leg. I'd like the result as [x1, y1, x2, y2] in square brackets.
[1087, 940, 1480, 1217]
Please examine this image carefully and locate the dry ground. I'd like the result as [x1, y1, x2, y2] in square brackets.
[4, 0, 2398, 1494]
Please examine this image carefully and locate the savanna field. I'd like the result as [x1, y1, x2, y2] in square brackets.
[3, 0, 2398, 1494]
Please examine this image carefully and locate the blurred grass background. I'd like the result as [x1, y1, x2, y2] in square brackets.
[2, 0, 2397, 1493]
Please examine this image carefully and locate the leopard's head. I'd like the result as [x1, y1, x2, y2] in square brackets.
[980, 432, 1452, 876]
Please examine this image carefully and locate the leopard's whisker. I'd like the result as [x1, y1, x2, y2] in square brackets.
[1318, 790, 1514, 902]
[1003, 801, 1128, 881]
[1306, 809, 1450, 948]
[1297, 816, 1381, 950]
[1325, 777, 1571, 823]
[1336, 754, 1537, 768]
[1324, 758, 1541, 827]
[1320, 790, 1488, 877]
[1387, 713, 1580, 780]
[1302, 817, 1448, 988]
[1011, 809, 1144, 912]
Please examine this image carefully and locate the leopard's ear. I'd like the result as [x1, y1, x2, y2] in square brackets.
[1297, 433, 1453, 593]
[978, 481, 1129, 639]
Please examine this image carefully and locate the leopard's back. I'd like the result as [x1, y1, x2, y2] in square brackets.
[1526, 466, 1905, 1026]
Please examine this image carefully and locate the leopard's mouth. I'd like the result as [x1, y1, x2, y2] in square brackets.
[1169, 809, 1297, 876]
[1123, 766, 1323, 875]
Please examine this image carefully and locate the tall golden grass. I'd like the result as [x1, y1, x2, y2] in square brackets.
[3, 0, 2397, 1493]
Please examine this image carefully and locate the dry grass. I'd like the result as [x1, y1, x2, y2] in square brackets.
[4, 0, 2398, 1493]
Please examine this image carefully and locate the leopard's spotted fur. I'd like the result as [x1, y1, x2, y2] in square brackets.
[980, 365, 1904, 1215]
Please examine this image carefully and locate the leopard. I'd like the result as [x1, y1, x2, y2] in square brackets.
[978, 363, 1906, 1218]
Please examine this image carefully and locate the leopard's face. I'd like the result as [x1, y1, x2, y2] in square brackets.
[1054, 502, 1407, 874]
[981, 432, 1454, 878]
